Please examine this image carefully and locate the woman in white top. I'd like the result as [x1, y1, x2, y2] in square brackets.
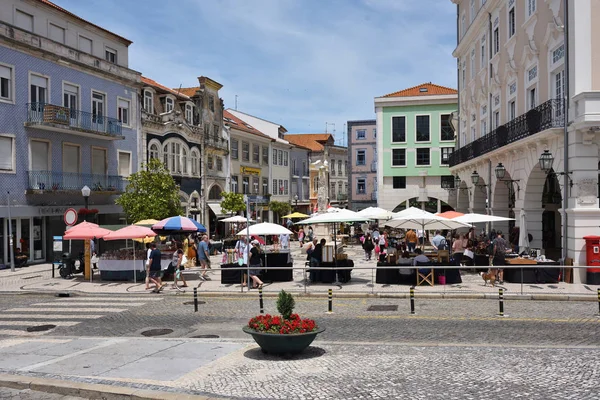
[145, 242, 153, 290]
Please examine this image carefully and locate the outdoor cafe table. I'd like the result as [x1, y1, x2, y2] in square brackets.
[376, 262, 462, 285]
[503, 258, 560, 283]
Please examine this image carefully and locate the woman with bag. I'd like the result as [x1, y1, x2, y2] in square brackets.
[248, 240, 264, 289]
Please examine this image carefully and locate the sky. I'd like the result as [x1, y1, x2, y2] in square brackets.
[58, 0, 457, 145]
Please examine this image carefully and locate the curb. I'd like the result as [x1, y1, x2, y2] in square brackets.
[0, 373, 218, 400]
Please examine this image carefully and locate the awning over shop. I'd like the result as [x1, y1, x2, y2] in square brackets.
[207, 203, 226, 218]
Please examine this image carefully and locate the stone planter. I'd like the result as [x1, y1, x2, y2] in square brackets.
[242, 326, 325, 355]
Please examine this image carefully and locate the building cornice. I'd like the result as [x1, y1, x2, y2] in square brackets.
[374, 94, 458, 108]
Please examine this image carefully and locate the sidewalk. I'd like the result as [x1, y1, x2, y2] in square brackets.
[1, 245, 598, 300]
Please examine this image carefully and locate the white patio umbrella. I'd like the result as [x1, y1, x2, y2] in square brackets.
[222, 215, 255, 223]
[357, 207, 396, 220]
[392, 206, 429, 219]
[518, 209, 529, 253]
[235, 222, 292, 236]
[298, 209, 371, 224]
[452, 213, 515, 224]
[385, 208, 471, 231]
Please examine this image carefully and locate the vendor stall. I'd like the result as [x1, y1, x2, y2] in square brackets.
[504, 257, 560, 283]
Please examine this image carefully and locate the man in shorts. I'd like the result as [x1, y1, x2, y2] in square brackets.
[198, 235, 211, 281]
[149, 243, 165, 292]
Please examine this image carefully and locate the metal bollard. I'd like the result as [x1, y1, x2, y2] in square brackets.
[259, 287, 264, 314]
[498, 288, 504, 317]
[410, 286, 415, 315]
[327, 288, 333, 313]
[193, 287, 198, 312]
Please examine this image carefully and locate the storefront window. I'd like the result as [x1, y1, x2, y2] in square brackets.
[33, 217, 43, 260]
[20, 219, 30, 259]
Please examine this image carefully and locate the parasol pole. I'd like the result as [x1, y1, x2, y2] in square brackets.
[245, 195, 250, 293]
[133, 238, 136, 284]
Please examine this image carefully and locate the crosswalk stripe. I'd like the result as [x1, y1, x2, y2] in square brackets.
[0, 314, 104, 320]
[0, 321, 80, 327]
[51, 297, 163, 302]
[0, 329, 48, 336]
[6, 308, 127, 313]
[32, 302, 146, 307]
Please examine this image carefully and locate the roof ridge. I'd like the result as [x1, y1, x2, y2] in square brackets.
[381, 82, 457, 98]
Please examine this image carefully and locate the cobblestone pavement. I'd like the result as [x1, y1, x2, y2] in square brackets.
[0, 387, 85, 399]
[0, 293, 598, 399]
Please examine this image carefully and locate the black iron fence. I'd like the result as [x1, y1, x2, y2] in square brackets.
[28, 171, 126, 192]
[449, 99, 565, 167]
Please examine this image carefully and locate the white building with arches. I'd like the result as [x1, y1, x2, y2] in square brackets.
[450, 0, 600, 283]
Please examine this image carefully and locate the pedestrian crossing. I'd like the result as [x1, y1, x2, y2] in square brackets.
[0, 296, 163, 337]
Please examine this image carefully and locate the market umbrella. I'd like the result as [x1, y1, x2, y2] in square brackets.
[221, 215, 255, 223]
[518, 209, 529, 254]
[152, 216, 207, 234]
[64, 221, 113, 240]
[357, 207, 396, 220]
[385, 209, 471, 231]
[452, 213, 514, 224]
[235, 222, 293, 236]
[134, 219, 160, 227]
[282, 212, 309, 219]
[103, 225, 157, 283]
[436, 211, 465, 219]
[298, 209, 370, 225]
[392, 206, 429, 219]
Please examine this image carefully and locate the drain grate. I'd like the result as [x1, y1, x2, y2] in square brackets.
[367, 305, 398, 312]
[27, 324, 57, 332]
[141, 328, 173, 337]
[56, 292, 71, 297]
[191, 334, 219, 338]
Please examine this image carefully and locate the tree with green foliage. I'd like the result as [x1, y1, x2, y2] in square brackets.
[270, 200, 291, 218]
[220, 192, 246, 215]
[115, 158, 183, 222]
[276, 290, 295, 320]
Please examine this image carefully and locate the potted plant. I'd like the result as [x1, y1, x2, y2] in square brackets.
[242, 290, 325, 355]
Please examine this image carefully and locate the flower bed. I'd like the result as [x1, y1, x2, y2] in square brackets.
[248, 313, 317, 334]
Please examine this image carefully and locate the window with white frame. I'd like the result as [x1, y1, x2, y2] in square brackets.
[163, 142, 182, 173]
[49, 23, 65, 43]
[63, 82, 78, 115]
[165, 97, 174, 113]
[181, 148, 187, 174]
[338, 160, 342, 175]
[493, 26, 499, 55]
[231, 139, 238, 159]
[416, 115, 430, 142]
[392, 116, 406, 142]
[79, 35, 92, 54]
[30, 74, 48, 105]
[492, 93, 501, 128]
[356, 129, 366, 140]
[144, 90, 153, 113]
[480, 105, 487, 135]
[508, 1, 515, 38]
[262, 146, 269, 165]
[231, 175, 238, 193]
[508, 100, 516, 120]
[272, 148, 277, 165]
[253, 177, 259, 194]
[527, 64, 538, 110]
[278, 149, 283, 165]
[118, 151, 131, 177]
[149, 143, 159, 160]
[527, 0, 536, 18]
[552, 44, 565, 65]
[441, 147, 453, 165]
[0, 64, 14, 102]
[191, 150, 199, 175]
[15, 9, 33, 32]
[105, 47, 117, 64]
[470, 48, 475, 79]
[0, 135, 15, 172]
[528, 87, 537, 110]
[216, 156, 223, 171]
[441, 114, 454, 141]
[242, 141, 249, 161]
[253, 144, 260, 164]
[330, 182, 336, 197]
[284, 180, 289, 195]
[278, 179, 284, 195]
[118, 98, 130, 126]
[470, 0, 475, 23]
[185, 103, 193, 123]
[392, 149, 406, 166]
[331, 159, 336, 175]
[243, 177, 249, 194]
[274, 179, 278, 195]
[416, 148, 430, 166]
[480, 35, 486, 68]
[284, 151, 288, 166]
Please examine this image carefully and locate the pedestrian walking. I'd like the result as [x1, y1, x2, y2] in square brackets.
[148, 243, 165, 293]
[198, 235, 211, 281]
[406, 229, 417, 253]
[279, 233, 290, 250]
[248, 239, 264, 289]
[144, 243, 152, 290]
[492, 230, 508, 284]
[298, 227, 305, 246]
[363, 233, 374, 261]
[172, 245, 187, 289]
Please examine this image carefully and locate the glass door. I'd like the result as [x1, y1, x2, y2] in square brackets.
[63, 83, 78, 126]
[32, 217, 44, 261]
[92, 91, 105, 132]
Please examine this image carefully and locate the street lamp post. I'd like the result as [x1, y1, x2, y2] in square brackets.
[81, 185, 91, 221]
[294, 194, 299, 211]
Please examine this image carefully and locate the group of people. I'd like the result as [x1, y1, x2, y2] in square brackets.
[233, 236, 264, 289]
[143, 234, 213, 292]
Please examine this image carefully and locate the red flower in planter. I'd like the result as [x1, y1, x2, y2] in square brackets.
[248, 314, 317, 335]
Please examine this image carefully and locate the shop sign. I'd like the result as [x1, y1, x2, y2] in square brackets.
[39, 206, 69, 216]
[53, 236, 62, 252]
[240, 166, 261, 175]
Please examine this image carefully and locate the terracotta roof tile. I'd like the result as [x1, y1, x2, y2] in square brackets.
[382, 82, 457, 98]
[38, 0, 132, 44]
[284, 134, 334, 152]
[178, 87, 200, 97]
[223, 110, 272, 140]
[141, 76, 190, 100]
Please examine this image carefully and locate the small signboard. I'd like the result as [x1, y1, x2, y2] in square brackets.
[64, 208, 78, 226]
[53, 236, 63, 252]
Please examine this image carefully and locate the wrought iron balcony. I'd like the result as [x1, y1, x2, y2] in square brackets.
[449, 99, 565, 167]
[205, 135, 229, 153]
[25, 103, 123, 139]
[28, 171, 126, 192]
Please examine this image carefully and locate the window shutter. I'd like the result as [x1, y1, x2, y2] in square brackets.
[0, 65, 11, 80]
[0, 137, 13, 170]
[31, 75, 47, 88]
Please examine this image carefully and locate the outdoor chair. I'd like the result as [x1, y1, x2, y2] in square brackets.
[437, 250, 450, 264]
[416, 261, 434, 286]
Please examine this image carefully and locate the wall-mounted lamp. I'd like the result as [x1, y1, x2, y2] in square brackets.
[539, 150, 573, 189]
[470, 171, 488, 194]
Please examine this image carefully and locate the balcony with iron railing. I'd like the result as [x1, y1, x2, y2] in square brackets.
[449, 99, 564, 167]
[205, 135, 229, 153]
[27, 171, 126, 192]
[25, 103, 123, 140]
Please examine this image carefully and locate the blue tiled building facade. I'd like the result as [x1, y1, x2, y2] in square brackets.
[0, 1, 141, 266]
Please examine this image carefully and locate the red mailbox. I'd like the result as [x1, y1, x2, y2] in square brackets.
[583, 235, 600, 284]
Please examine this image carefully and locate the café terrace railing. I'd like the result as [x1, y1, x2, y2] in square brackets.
[26, 103, 123, 138]
[449, 99, 565, 167]
[28, 170, 126, 192]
